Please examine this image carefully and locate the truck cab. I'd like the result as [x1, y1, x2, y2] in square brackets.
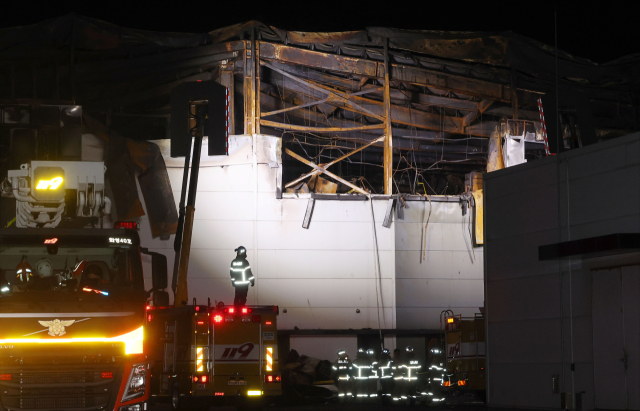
[0, 227, 167, 411]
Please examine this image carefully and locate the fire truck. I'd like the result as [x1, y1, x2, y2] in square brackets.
[0, 103, 169, 411]
[146, 302, 281, 409]
[442, 313, 486, 396]
[0, 225, 167, 411]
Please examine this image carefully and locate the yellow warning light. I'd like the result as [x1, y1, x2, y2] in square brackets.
[196, 347, 204, 372]
[447, 318, 454, 324]
[36, 177, 64, 190]
[247, 391, 262, 396]
[266, 347, 273, 372]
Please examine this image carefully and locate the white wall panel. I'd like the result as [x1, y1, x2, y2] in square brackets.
[258, 278, 394, 309]
[257, 249, 393, 279]
[395, 200, 484, 330]
[396, 250, 481, 280]
[257, 221, 392, 251]
[276, 307, 394, 330]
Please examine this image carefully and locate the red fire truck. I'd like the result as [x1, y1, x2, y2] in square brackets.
[146, 302, 281, 409]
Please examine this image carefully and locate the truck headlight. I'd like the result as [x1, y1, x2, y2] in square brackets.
[122, 363, 147, 402]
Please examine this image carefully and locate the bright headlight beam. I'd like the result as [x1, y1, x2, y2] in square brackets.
[0, 326, 143, 354]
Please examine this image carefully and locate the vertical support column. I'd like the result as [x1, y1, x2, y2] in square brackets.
[243, 40, 254, 134]
[255, 40, 261, 135]
[220, 68, 235, 135]
[383, 38, 393, 195]
[511, 69, 519, 120]
[244, 29, 257, 135]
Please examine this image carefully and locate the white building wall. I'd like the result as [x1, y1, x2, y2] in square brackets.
[396, 199, 484, 329]
[484, 132, 640, 410]
[133, 134, 485, 360]
[139, 135, 395, 332]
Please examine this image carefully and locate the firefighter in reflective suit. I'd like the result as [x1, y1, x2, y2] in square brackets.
[366, 349, 379, 398]
[332, 350, 353, 401]
[404, 346, 422, 405]
[229, 246, 254, 306]
[377, 348, 393, 403]
[352, 348, 371, 399]
[424, 346, 446, 403]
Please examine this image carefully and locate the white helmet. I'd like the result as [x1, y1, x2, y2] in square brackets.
[36, 259, 53, 278]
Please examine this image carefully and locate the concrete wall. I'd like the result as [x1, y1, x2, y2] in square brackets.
[140, 135, 395, 332]
[484, 132, 640, 410]
[132, 134, 484, 360]
[396, 199, 484, 330]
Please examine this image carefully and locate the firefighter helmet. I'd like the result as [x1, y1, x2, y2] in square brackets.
[15, 257, 33, 283]
[366, 349, 375, 356]
[36, 259, 53, 278]
[382, 348, 390, 355]
[405, 346, 414, 353]
[337, 349, 347, 357]
[235, 246, 247, 256]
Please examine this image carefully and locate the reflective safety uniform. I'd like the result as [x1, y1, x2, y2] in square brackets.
[366, 350, 379, 398]
[229, 256, 254, 306]
[391, 354, 405, 402]
[352, 351, 371, 399]
[423, 348, 446, 403]
[377, 351, 393, 401]
[404, 356, 422, 402]
[332, 356, 353, 399]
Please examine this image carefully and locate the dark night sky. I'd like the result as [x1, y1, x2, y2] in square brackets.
[0, 1, 636, 64]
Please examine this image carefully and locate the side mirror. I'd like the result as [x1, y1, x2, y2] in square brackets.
[151, 253, 168, 290]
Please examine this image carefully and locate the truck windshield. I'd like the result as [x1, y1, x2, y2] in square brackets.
[0, 245, 141, 300]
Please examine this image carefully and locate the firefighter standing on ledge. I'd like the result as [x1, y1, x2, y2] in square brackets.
[229, 246, 254, 306]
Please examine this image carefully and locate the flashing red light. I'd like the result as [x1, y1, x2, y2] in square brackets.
[44, 238, 58, 244]
[201, 375, 208, 383]
[101, 372, 113, 379]
[265, 321, 272, 325]
[228, 307, 235, 314]
[147, 314, 154, 322]
[114, 221, 137, 230]
[215, 392, 224, 396]
[241, 307, 248, 314]
[197, 321, 204, 325]
[146, 305, 153, 310]
[214, 315, 223, 323]
[195, 306, 200, 312]
[0, 374, 11, 381]
[265, 375, 281, 383]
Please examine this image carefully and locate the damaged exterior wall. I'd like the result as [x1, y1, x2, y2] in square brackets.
[134, 135, 483, 358]
[3, 15, 640, 196]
